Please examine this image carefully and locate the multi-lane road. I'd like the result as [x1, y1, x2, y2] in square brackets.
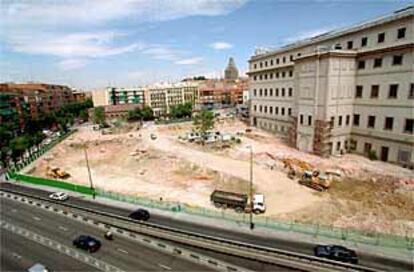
[1, 182, 412, 271]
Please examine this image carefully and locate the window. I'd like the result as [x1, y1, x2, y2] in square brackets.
[283, 56, 286, 63]
[300, 114, 304, 124]
[259, 105, 262, 112]
[355, 85, 363, 98]
[353, 114, 360, 126]
[264, 106, 267, 113]
[276, 72, 279, 78]
[253, 75, 257, 81]
[270, 59, 273, 66]
[338, 116, 343, 126]
[265, 61, 268, 67]
[281, 108, 285, 116]
[288, 88, 293, 97]
[254, 64, 257, 69]
[361, 37, 368, 47]
[282, 71, 286, 78]
[367, 115, 376, 128]
[397, 27, 406, 39]
[346, 115, 350, 126]
[269, 106, 273, 114]
[288, 108, 292, 116]
[270, 73, 273, 79]
[275, 88, 279, 96]
[253, 89, 257, 96]
[384, 117, 394, 131]
[373, 58, 382, 68]
[281, 88, 285, 97]
[358, 60, 365, 69]
[253, 105, 257, 112]
[289, 70, 293, 77]
[308, 116, 312, 126]
[259, 89, 263, 96]
[260, 62, 263, 68]
[275, 107, 279, 115]
[389, 84, 398, 98]
[350, 140, 357, 151]
[392, 55, 403, 65]
[336, 142, 341, 151]
[371, 85, 379, 98]
[276, 58, 279, 64]
[269, 88, 273, 96]
[364, 143, 372, 154]
[377, 32, 385, 43]
[290, 55, 293, 61]
[404, 119, 414, 134]
[259, 75, 262, 80]
[398, 150, 411, 163]
[347, 41, 353, 49]
[264, 89, 268, 96]
[409, 84, 414, 99]
[330, 117, 335, 128]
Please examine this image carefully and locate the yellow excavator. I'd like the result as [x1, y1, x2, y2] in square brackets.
[46, 166, 71, 179]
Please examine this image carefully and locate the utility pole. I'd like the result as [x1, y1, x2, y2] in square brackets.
[83, 144, 95, 199]
[249, 146, 254, 230]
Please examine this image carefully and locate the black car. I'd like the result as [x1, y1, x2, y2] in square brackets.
[73, 235, 101, 253]
[129, 209, 150, 221]
[314, 245, 358, 264]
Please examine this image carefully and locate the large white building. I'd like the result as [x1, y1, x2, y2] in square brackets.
[248, 6, 413, 167]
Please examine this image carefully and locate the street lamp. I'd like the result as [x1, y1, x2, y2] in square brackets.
[83, 142, 95, 199]
[247, 145, 255, 230]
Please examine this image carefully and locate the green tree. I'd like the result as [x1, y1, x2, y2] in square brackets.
[141, 106, 154, 121]
[127, 108, 142, 122]
[79, 110, 89, 122]
[93, 106, 105, 125]
[9, 136, 29, 165]
[193, 110, 215, 141]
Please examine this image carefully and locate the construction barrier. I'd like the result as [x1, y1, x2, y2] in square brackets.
[10, 173, 94, 195]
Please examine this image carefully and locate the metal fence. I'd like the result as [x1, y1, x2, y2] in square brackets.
[96, 188, 414, 251]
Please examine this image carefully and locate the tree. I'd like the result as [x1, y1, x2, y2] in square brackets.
[140, 106, 154, 121]
[193, 110, 215, 141]
[169, 102, 193, 119]
[93, 107, 105, 125]
[127, 108, 142, 122]
[79, 110, 89, 122]
[9, 136, 29, 165]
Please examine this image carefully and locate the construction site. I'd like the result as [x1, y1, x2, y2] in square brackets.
[22, 118, 414, 236]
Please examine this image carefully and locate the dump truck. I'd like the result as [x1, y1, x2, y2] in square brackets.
[210, 190, 266, 214]
[299, 170, 331, 192]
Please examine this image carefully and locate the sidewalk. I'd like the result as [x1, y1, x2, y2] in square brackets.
[3, 180, 413, 265]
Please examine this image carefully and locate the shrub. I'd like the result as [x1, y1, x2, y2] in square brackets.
[367, 150, 377, 160]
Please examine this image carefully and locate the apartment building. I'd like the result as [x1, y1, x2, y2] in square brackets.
[198, 79, 248, 110]
[0, 83, 75, 120]
[92, 87, 145, 107]
[248, 6, 414, 167]
[146, 82, 199, 117]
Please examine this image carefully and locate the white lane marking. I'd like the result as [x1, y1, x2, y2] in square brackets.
[158, 264, 172, 270]
[58, 226, 68, 231]
[33, 216, 41, 221]
[117, 248, 128, 254]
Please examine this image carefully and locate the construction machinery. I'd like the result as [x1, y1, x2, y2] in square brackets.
[282, 158, 313, 179]
[210, 190, 266, 214]
[46, 166, 71, 179]
[299, 170, 332, 192]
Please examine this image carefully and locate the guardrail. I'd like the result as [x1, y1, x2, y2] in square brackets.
[0, 187, 382, 272]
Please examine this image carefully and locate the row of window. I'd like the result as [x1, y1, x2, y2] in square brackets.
[257, 120, 288, 133]
[253, 104, 292, 116]
[344, 27, 406, 50]
[253, 88, 294, 97]
[358, 54, 404, 69]
[352, 114, 413, 134]
[355, 83, 414, 99]
[253, 55, 297, 70]
[252, 70, 294, 81]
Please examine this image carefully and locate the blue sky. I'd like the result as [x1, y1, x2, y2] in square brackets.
[1, 0, 412, 89]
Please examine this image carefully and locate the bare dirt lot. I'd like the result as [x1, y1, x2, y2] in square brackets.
[24, 119, 414, 235]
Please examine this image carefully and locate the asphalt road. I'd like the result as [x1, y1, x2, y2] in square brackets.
[1, 182, 412, 271]
[0, 196, 214, 272]
[1, 228, 96, 271]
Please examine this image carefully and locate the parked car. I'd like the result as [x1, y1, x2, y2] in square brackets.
[73, 235, 101, 253]
[27, 263, 50, 272]
[314, 245, 358, 264]
[48, 192, 69, 201]
[128, 209, 150, 221]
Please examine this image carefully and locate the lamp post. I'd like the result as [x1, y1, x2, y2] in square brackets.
[247, 145, 255, 230]
[83, 143, 95, 199]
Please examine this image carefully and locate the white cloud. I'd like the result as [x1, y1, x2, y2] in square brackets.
[282, 27, 336, 44]
[142, 46, 182, 61]
[58, 59, 89, 70]
[175, 57, 203, 65]
[209, 42, 233, 50]
[1, 0, 248, 27]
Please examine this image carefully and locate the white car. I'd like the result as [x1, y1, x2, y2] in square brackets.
[49, 192, 69, 201]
